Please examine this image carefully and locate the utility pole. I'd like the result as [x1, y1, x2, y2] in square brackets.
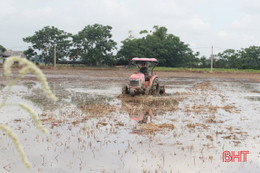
[210, 46, 213, 72]
[54, 43, 57, 67]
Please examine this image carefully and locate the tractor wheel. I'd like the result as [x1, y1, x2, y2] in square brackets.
[159, 85, 165, 95]
[151, 78, 159, 95]
[130, 88, 135, 96]
[122, 85, 129, 94]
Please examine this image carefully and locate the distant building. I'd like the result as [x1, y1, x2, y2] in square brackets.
[4, 50, 25, 58]
[0, 50, 25, 64]
[0, 53, 10, 64]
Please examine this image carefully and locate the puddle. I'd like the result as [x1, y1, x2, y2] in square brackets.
[67, 87, 121, 96]
[166, 85, 190, 94]
[1, 77, 260, 172]
[0, 85, 42, 123]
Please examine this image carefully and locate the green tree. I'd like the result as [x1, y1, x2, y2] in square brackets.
[216, 46, 260, 69]
[116, 37, 145, 65]
[23, 26, 72, 65]
[0, 44, 6, 53]
[117, 26, 198, 67]
[216, 49, 241, 68]
[72, 24, 117, 66]
[23, 47, 37, 61]
[240, 46, 260, 69]
[199, 56, 210, 68]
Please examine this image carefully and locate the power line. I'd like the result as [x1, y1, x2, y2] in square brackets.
[5, 45, 234, 50]
[6, 46, 28, 49]
[191, 47, 211, 49]
[214, 46, 231, 50]
[191, 46, 231, 50]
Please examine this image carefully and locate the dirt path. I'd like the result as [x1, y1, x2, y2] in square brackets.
[1, 67, 260, 83]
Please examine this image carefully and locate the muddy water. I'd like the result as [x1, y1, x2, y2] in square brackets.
[0, 77, 260, 173]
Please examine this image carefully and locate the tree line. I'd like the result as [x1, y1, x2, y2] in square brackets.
[1, 24, 260, 69]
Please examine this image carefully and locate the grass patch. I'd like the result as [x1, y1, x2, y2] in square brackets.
[153, 67, 260, 73]
[32, 64, 260, 73]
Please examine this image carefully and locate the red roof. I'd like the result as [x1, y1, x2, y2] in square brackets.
[131, 57, 158, 62]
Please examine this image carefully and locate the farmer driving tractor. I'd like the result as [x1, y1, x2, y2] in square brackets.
[139, 63, 149, 81]
[122, 57, 165, 96]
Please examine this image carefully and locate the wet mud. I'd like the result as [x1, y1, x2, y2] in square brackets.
[0, 68, 260, 172]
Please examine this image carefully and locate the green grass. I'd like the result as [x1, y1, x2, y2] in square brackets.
[33, 64, 260, 73]
[37, 64, 118, 70]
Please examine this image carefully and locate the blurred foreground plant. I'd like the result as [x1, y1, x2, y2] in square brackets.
[0, 57, 57, 168]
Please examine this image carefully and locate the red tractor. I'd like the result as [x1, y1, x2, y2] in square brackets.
[122, 58, 165, 96]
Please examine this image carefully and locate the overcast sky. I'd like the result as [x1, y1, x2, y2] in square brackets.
[1, 0, 260, 56]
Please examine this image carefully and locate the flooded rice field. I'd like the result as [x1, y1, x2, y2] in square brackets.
[0, 68, 260, 172]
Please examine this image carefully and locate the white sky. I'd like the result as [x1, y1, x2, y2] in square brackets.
[1, 0, 260, 56]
